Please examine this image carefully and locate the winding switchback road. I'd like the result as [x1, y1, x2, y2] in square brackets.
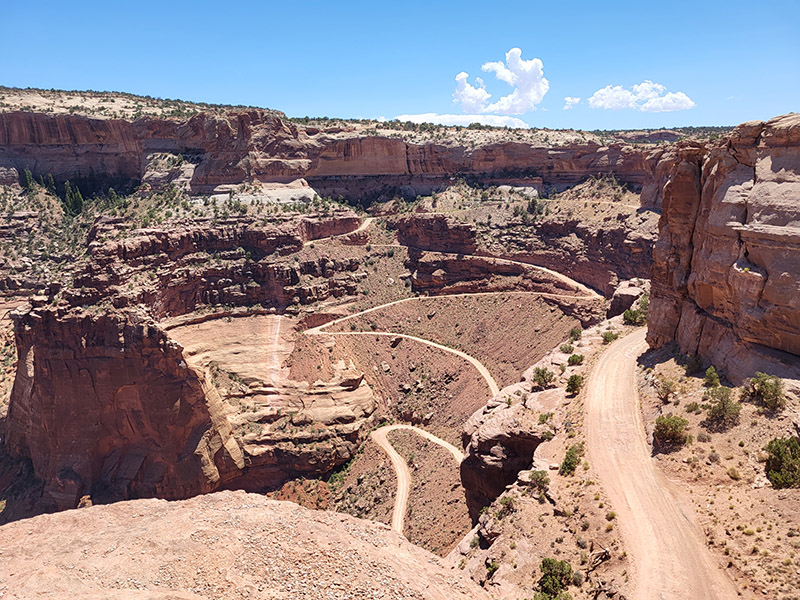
[586, 329, 739, 600]
[370, 424, 464, 534]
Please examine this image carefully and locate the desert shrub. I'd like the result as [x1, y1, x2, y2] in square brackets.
[697, 431, 711, 443]
[571, 570, 585, 587]
[686, 401, 701, 414]
[528, 470, 550, 495]
[704, 366, 721, 387]
[486, 560, 499, 578]
[566, 374, 584, 395]
[657, 378, 677, 403]
[740, 372, 785, 411]
[559, 443, 584, 476]
[601, 331, 619, 344]
[638, 291, 650, 314]
[568, 327, 582, 342]
[705, 387, 741, 429]
[653, 413, 689, 448]
[568, 354, 584, 366]
[532, 367, 556, 391]
[538, 558, 573, 598]
[764, 437, 800, 488]
[560, 343, 574, 354]
[495, 495, 516, 518]
[623, 307, 646, 325]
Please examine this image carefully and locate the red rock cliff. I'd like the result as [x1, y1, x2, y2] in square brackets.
[5, 307, 241, 511]
[647, 114, 800, 387]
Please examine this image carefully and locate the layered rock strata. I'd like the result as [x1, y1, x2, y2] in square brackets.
[0, 110, 652, 196]
[391, 212, 654, 297]
[647, 114, 800, 387]
[80, 211, 362, 317]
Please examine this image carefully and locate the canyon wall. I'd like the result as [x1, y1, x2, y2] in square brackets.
[81, 211, 362, 318]
[3, 212, 378, 512]
[0, 110, 651, 196]
[647, 114, 800, 388]
[5, 307, 241, 510]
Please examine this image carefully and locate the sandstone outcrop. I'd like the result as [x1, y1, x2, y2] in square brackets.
[6, 306, 377, 512]
[82, 211, 362, 318]
[0, 490, 490, 600]
[5, 307, 241, 510]
[608, 278, 649, 318]
[460, 400, 550, 521]
[486, 217, 656, 296]
[647, 114, 800, 388]
[407, 251, 605, 325]
[392, 213, 478, 254]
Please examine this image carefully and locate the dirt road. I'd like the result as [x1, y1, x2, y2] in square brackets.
[586, 329, 739, 600]
[370, 424, 464, 534]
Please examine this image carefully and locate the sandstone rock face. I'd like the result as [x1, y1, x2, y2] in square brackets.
[647, 114, 800, 387]
[407, 251, 605, 325]
[392, 213, 478, 254]
[0, 212, 48, 294]
[6, 308, 377, 512]
[0, 490, 490, 600]
[0, 110, 653, 196]
[461, 402, 549, 521]
[5, 308, 241, 511]
[81, 211, 362, 318]
[0, 166, 18, 186]
[391, 208, 656, 297]
[491, 218, 656, 296]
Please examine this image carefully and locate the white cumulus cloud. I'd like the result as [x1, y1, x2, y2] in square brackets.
[588, 80, 695, 112]
[394, 113, 529, 129]
[453, 72, 492, 113]
[452, 48, 549, 116]
[563, 96, 581, 110]
[640, 91, 696, 112]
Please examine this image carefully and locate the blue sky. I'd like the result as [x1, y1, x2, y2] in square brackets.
[2, 0, 798, 129]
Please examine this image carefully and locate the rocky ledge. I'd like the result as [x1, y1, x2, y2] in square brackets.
[0, 490, 490, 600]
